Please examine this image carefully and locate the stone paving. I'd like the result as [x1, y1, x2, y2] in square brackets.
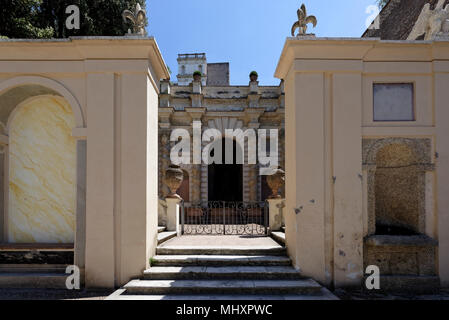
[158, 235, 281, 248]
[334, 288, 449, 300]
[0, 288, 113, 300]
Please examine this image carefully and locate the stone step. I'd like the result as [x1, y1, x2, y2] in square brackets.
[271, 231, 286, 246]
[107, 288, 338, 300]
[151, 255, 292, 267]
[157, 231, 177, 245]
[0, 272, 68, 289]
[158, 226, 166, 233]
[0, 264, 67, 273]
[123, 279, 322, 295]
[143, 266, 303, 280]
[366, 275, 440, 294]
[156, 246, 286, 256]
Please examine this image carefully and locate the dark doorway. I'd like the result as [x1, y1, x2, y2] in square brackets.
[208, 138, 243, 201]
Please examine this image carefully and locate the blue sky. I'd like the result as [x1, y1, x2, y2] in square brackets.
[147, 0, 379, 85]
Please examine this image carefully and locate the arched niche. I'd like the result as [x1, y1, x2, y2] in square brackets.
[0, 76, 86, 267]
[0, 76, 84, 129]
[7, 95, 76, 243]
[375, 143, 421, 234]
[363, 138, 433, 236]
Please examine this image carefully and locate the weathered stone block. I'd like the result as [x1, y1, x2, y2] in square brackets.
[364, 235, 438, 292]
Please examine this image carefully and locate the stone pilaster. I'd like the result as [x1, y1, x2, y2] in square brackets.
[186, 108, 206, 204]
[248, 164, 258, 202]
[247, 121, 260, 203]
[166, 197, 181, 234]
[191, 165, 201, 203]
[190, 80, 203, 108]
[268, 198, 285, 231]
[160, 132, 171, 198]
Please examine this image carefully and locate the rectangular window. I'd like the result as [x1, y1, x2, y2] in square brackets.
[373, 83, 415, 121]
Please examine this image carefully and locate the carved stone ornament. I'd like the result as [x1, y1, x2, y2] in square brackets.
[408, 0, 449, 40]
[291, 4, 317, 37]
[122, 3, 147, 36]
[266, 168, 285, 199]
[164, 165, 184, 199]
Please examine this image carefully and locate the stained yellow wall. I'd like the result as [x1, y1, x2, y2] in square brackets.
[8, 96, 76, 243]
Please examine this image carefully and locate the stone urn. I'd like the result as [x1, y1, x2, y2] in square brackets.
[266, 168, 285, 199]
[164, 165, 184, 199]
[249, 71, 258, 82]
[193, 72, 202, 82]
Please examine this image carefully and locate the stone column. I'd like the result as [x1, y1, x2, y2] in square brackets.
[166, 198, 181, 235]
[268, 198, 285, 231]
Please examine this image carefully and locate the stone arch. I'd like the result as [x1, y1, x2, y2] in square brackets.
[0, 76, 85, 129]
[363, 138, 431, 166]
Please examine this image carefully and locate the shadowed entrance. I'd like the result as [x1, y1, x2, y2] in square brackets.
[208, 138, 243, 202]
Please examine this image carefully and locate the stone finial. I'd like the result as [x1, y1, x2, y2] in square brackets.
[249, 71, 258, 82]
[408, 0, 449, 40]
[291, 4, 317, 37]
[122, 3, 147, 36]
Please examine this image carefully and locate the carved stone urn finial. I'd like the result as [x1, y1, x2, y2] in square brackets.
[291, 4, 317, 37]
[122, 3, 147, 36]
[193, 71, 202, 82]
[266, 168, 285, 199]
[164, 165, 184, 199]
[249, 71, 258, 82]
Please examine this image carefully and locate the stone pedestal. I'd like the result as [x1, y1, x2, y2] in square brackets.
[268, 198, 285, 231]
[166, 197, 181, 235]
[364, 235, 439, 293]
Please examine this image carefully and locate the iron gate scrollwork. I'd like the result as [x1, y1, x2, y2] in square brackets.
[180, 201, 268, 235]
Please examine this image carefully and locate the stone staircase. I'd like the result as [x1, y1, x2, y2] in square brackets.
[107, 234, 337, 300]
[0, 243, 74, 289]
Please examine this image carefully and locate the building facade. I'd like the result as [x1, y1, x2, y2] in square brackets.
[158, 55, 285, 211]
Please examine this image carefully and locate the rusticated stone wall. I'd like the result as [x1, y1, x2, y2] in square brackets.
[362, 138, 433, 235]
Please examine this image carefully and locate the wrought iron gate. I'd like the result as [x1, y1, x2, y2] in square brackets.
[180, 201, 268, 235]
